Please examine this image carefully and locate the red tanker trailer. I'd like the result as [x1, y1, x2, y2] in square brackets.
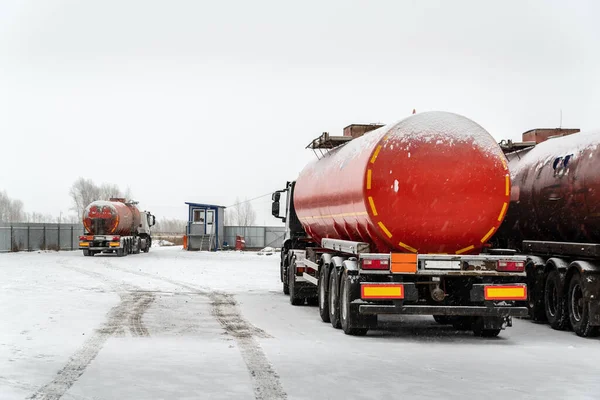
[272, 111, 528, 337]
[79, 198, 156, 257]
[495, 128, 600, 337]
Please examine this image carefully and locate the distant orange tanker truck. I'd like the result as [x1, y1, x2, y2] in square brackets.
[79, 198, 156, 257]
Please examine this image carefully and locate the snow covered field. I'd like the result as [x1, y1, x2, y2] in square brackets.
[1, 247, 599, 400]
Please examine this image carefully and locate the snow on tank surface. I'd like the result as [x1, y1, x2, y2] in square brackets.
[510, 129, 600, 177]
[299, 111, 504, 178]
[384, 111, 503, 159]
[85, 200, 118, 211]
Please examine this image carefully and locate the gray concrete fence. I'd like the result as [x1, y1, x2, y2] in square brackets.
[0, 223, 84, 253]
[223, 226, 285, 249]
[0, 223, 286, 252]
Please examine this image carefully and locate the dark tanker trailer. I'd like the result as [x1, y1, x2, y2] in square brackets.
[78, 198, 156, 257]
[495, 128, 600, 337]
[272, 111, 529, 337]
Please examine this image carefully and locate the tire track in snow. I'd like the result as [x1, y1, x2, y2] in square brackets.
[210, 292, 286, 400]
[98, 262, 287, 400]
[28, 262, 155, 400]
[128, 293, 154, 337]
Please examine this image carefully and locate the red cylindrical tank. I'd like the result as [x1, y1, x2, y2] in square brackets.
[500, 130, 600, 243]
[83, 199, 141, 236]
[293, 111, 510, 254]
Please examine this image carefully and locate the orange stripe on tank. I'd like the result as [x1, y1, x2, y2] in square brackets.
[398, 241, 417, 253]
[368, 196, 378, 216]
[480, 227, 496, 243]
[498, 202, 508, 222]
[370, 145, 382, 164]
[378, 222, 392, 238]
[456, 245, 475, 255]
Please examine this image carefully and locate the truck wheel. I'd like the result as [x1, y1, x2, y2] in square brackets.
[318, 266, 330, 323]
[473, 327, 501, 337]
[340, 271, 368, 336]
[83, 249, 91, 257]
[451, 317, 472, 330]
[116, 247, 125, 257]
[282, 256, 290, 295]
[134, 238, 141, 254]
[544, 270, 568, 330]
[567, 272, 599, 337]
[433, 316, 452, 325]
[143, 238, 151, 253]
[289, 256, 304, 306]
[328, 268, 341, 329]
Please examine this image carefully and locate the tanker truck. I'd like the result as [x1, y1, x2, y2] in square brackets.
[78, 198, 156, 257]
[272, 111, 528, 337]
[494, 128, 600, 337]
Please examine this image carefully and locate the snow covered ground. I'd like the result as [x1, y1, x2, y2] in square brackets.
[1, 247, 599, 399]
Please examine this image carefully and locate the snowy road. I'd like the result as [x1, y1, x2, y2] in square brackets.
[1, 247, 599, 400]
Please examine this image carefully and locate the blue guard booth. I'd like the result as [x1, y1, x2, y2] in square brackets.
[185, 202, 225, 251]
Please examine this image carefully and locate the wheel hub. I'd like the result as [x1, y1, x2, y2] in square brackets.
[571, 283, 583, 322]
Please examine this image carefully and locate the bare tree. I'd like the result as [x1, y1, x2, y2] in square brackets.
[99, 183, 122, 200]
[0, 191, 10, 221]
[224, 208, 236, 226]
[233, 198, 256, 227]
[63, 214, 80, 224]
[0, 192, 25, 222]
[70, 178, 100, 218]
[69, 178, 132, 218]
[154, 218, 187, 233]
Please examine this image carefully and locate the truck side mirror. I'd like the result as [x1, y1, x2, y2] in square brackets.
[272, 192, 281, 202]
[271, 201, 280, 218]
[151, 215, 156, 227]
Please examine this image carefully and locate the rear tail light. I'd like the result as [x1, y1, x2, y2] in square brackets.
[497, 260, 525, 272]
[79, 235, 93, 241]
[361, 258, 390, 270]
[112, 236, 121, 241]
[296, 267, 305, 274]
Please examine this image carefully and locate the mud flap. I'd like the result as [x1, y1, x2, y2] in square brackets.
[584, 274, 600, 326]
[474, 316, 510, 330]
[348, 275, 377, 329]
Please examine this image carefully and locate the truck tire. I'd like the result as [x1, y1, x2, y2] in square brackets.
[318, 266, 330, 323]
[567, 272, 599, 337]
[282, 255, 290, 295]
[134, 238, 141, 254]
[544, 269, 568, 330]
[473, 327, 501, 337]
[328, 268, 341, 329]
[340, 270, 368, 336]
[451, 317, 472, 330]
[289, 256, 304, 306]
[83, 249, 91, 257]
[143, 238, 151, 253]
[116, 247, 125, 257]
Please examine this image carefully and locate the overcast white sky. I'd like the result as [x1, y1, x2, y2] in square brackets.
[1, 0, 599, 224]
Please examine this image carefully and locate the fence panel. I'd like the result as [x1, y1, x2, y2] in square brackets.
[222, 226, 285, 249]
[0, 223, 84, 253]
[0, 227, 10, 252]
